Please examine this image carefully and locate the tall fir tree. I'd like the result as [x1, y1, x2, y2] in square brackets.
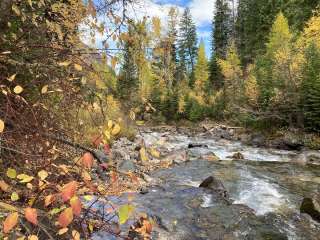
[301, 43, 320, 131]
[177, 7, 198, 88]
[209, 0, 232, 91]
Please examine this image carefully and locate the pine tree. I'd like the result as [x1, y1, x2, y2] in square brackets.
[118, 25, 138, 100]
[236, 0, 283, 65]
[209, 0, 231, 91]
[177, 7, 198, 88]
[301, 43, 320, 131]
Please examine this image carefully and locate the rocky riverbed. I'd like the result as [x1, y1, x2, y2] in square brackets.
[92, 127, 320, 240]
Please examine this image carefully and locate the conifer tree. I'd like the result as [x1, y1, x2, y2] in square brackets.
[301, 43, 320, 131]
[177, 7, 198, 88]
[209, 0, 231, 91]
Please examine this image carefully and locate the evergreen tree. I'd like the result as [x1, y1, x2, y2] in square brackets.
[177, 7, 198, 88]
[301, 43, 320, 131]
[236, 0, 283, 65]
[118, 25, 138, 100]
[209, 0, 231, 91]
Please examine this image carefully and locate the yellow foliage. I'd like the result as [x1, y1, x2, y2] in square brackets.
[300, 10, 320, 49]
[245, 65, 259, 106]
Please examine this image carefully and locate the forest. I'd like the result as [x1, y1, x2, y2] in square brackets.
[1, 0, 320, 239]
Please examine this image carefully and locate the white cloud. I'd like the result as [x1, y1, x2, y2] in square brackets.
[188, 0, 215, 27]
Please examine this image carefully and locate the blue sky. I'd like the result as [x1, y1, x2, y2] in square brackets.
[85, 0, 214, 57]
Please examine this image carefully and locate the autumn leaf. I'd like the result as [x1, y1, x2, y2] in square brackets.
[74, 64, 82, 71]
[6, 168, 16, 179]
[3, 212, 19, 233]
[140, 147, 148, 162]
[70, 196, 82, 217]
[37, 170, 48, 180]
[82, 152, 93, 169]
[118, 204, 134, 225]
[111, 124, 121, 136]
[17, 174, 34, 183]
[11, 192, 19, 201]
[150, 148, 160, 158]
[107, 120, 113, 129]
[58, 61, 71, 67]
[58, 227, 68, 235]
[58, 207, 73, 227]
[41, 85, 48, 94]
[0, 119, 4, 133]
[25, 208, 38, 225]
[44, 194, 55, 207]
[61, 181, 77, 202]
[28, 235, 38, 240]
[72, 230, 80, 240]
[0, 180, 9, 192]
[7, 73, 16, 82]
[13, 85, 23, 94]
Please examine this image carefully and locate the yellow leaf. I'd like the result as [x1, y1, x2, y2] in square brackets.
[136, 120, 145, 126]
[0, 180, 10, 192]
[140, 147, 148, 162]
[41, 85, 48, 94]
[58, 61, 71, 67]
[37, 170, 48, 180]
[28, 235, 38, 240]
[150, 148, 160, 158]
[6, 168, 17, 179]
[17, 174, 34, 183]
[12, 4, 21, 16]
[11, 192, 19, 201]
[0, 119, 4, 133]
[118, 204, 135, 224]
[58, 227, 69, 235]
[74, 64, 82, 71]
[83, 195, 94, 201]
[104, 130, 111, 140]
[129, 111, 136, 121]
[13, 85, 23, 94]
[72, 230, 80, 240]
[7, 73, 17, 82]
[111, 124, 121, 136]
[58, 207, 73, 227]
[3, 212, 19, 233]
[107, 120, 113, 129]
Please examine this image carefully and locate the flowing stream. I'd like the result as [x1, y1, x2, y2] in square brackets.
[93, 130, 320, 240]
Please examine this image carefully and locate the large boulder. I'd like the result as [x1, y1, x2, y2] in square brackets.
[300, 196, 320, 222]
[199, 176, 230, 201]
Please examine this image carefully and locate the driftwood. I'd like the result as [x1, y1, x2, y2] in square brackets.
[43, 134, 108, 164]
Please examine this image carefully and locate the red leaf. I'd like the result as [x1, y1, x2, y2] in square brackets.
[58, 207, 73, 227]
[61, 181, 77, 202]
[82, 152, 94, 169]
[25, 208, 38, 225]
[3, 212, 19, 234]
[70, 196, 82, 217]
[103, 144, 110, 154]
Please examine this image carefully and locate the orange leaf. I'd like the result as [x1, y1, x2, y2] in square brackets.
[58, 207, 73, 228]
[44, 194, 55, 207]
[25, 208, 38, 225]
[111, 171, 118, 183]
[70, 196, 82, 217]
[3, 212, 19, 233]
[82, 152, 93, 169]
[0, 180, 10, 192]
[61, 181, 77, 202]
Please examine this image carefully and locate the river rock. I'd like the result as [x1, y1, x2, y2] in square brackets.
[202, 153, 220, 161]
[300, 196, 320, 222]
[199, 176, 229, 200]
[228, 152, 245, 160]
[294, 151, 320, 165]
[250, 133, 266, 147]
[188, 143, 208, 149]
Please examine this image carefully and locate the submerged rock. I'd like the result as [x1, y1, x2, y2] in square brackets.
[300, 196, 320, 222]
[202, 153, 220, 161]
[188, 143, 208, 149]
[199, 176, 229, 200]
[228, 152, 244, 160]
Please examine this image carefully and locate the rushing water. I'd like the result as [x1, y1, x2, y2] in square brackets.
[93, 131, 320, 240]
